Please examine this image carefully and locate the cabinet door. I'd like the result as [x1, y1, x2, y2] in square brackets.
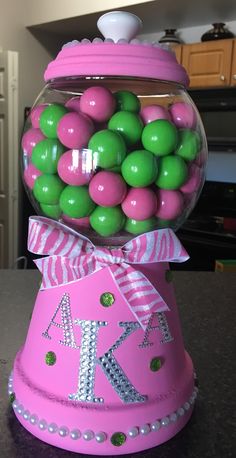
[182, 40, 233, 88]
[231, 40, 236, 86]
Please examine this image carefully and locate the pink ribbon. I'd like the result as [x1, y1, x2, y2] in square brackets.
[28, 216, 189, 330]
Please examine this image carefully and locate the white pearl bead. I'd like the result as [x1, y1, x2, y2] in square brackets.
[151, 420, 161, 431]
[59, 426, 69, 437]
[23, 410, 30, 420]
[38, 419, 47, 430]
[128, 427, 139, 438]
[8, 388, 14, 395]
[70, 429, 81, 440]
[30, 414, 38, 425]
[48, 423, 58, 433]
[9, 375, 13, 382]
[161, 416, 170, 427]
[81, 38, 91, 44]
[170, 413, 178, 423]
[12, 400, 19, 410]
[8, 382, 13, 389]
[83, 430, 94, 441]
[92, 38, 103, 43]
[95, 432, 107, 443]
[17, 404, 24, 415]
[177, 407, 185, 417]
[184, 402, 190, 411]
[189, 396, 194, 405]
[140, 424, 150, 435]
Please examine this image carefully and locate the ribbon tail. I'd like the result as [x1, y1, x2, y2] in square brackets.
[110, 264, 169, 331]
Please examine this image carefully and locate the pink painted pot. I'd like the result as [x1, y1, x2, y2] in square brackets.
[11, 262, 196, 455]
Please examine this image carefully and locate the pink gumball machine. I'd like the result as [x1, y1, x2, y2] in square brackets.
[10, 11, 208, 455]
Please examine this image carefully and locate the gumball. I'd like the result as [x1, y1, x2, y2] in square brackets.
[57, 112, 94, 149]
[140, 105, 171, 125]
[115, 90, 140, 113]
[175, 129, 201, 162]
[62, 214, 90, 229]
[88, 129, 126, 169]
[65, 96, 81, 113]
[40, 103, 68, 138]
[58, 149, 94, 186]
[180, 164, 202, 194]
[121, 149, 158, 187]
[155, 156, 187, 190]
[90, 206, 125, 237]
[108, 111, 143, 147]
[59, 185, 96, 218]
[122, 187, 157, 220]
[89, 171, 127, 207]
[30, 104, 47, 128]
[23, 163, 42, 189]
[80, 86, 115, 122]
[21, 128, 45, 157]
[33, 175, 65, 204]
[155, 189, 184, 220]
[170, 102, 197, 129]
[40, 203, 62, 219]
[142, 119, 178, 156]
[125, 217, 156, 235]
[31, 138, 64, 174]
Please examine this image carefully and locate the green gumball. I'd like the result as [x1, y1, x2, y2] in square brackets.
[108, 111, 143, 147]
[90, 206, 125, 237]
[121, 149, 158, 187]
[40, 103, 68, 138]
[33, 175, 65, 204]
[40, 203, 62, 219]
[142, 119, 178, 156]
[88, 129, 126, 169]
[125, 217, 157, 235]
[155, 155, 187, 190]
[59, 185, 95, 218]
[115, 90, 141, 113]
[32, 138, 64, 174]
[175, 129, 201, 161]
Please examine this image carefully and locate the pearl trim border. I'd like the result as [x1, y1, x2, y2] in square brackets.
[8, 372, 198, 445]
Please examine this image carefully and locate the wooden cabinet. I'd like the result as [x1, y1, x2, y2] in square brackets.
[231, 40, 236, 86]
[182, 40, 233, 88]
[171, 45, 182, 64]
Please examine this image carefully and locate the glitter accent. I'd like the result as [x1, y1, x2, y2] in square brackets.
[139, 313, 159, 348]
[111, 432, 126, 446]
[9, 392, 15, 403]
[100, 292, 115, 307]
[150, 357, 162, 372]
[165, 270, 173, 283]
[97, 322, 147, 404]
[42, 293, 78, 349]
[157, 312, 174, 344]
[45, 351, 56, 366]
[69, 320, 107, 403]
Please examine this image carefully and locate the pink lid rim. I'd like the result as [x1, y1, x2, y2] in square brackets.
[44, 43, 189, 87]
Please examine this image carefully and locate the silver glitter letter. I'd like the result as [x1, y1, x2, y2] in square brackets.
[42, 293, 78, 349]
[139, 312, 173, 348]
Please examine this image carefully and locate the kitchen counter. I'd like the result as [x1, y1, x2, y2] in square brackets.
[0, 271, 235, 458]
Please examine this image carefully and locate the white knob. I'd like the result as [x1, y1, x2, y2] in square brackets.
[233, 74, 236, 80]
[220, 75, 225, 81]
[97, 11, 142, 43]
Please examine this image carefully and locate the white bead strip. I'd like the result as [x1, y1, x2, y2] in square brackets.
[9, 373, 198, 444]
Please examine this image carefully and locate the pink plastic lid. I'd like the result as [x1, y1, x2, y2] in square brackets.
[44, 11, 189, 86]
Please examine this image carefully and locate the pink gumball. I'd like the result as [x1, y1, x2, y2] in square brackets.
[57, 112, 94, 149]
[23, 163, 42, 189]
[30, 104, 47, 128]
[21, 128, 45, 157]
[58, 149, 94, 186]
[122, 187, 157, 220]
[89, 171, 127, 207]
[180, 164, 202, 194]
[62, 214, 90, 229]
[140, 105, 171, 124]
[155, 189, 184, 220]
[80, 86, 115, 122]
[65, 96, 81, 113]
[169, 102, 197, 129]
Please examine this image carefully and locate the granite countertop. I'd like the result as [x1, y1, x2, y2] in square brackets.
[0, 271, 235, 458]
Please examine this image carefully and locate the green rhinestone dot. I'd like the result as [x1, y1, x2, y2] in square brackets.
[100, 292, 115, 307]
[165, 270, 173, 283]
[45, 351, 56, 366]
[111, 432, 126, 446]
[9, 392, 15, 404]
[150, 357, 162, 372]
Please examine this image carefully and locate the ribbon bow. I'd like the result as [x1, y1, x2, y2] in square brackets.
[28, 216, 189, 330]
